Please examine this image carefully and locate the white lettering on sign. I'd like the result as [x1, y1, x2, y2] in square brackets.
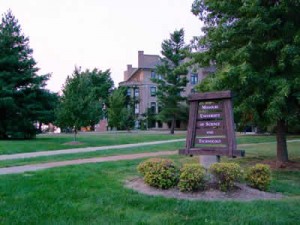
[198, 138, 223, 144]
[206, 131, 214, 135]
[199, 113, 221, 119]
[198, 121, 222, 127]
[201, 105, 220, 110]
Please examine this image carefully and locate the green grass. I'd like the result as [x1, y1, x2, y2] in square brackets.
[0, 135, 299, 169]
[0, 132, 298, 156]
[0, 132, 185, 155]
[0, 158, 299, 224]
[0, 141, 185, 168]
[0, 133, 299, 224]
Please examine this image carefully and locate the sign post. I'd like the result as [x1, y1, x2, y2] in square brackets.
[179, 91, 244, 165]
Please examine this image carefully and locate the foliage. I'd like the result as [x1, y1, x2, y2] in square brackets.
[138, 158, 179, 189]
[137, 158, 165, 176]
[210, 162, 242, 191]
[178, 163, 206, 192]
[191, 0, 300, 162]
[55, 67, 113, 137]
[107, 87, 134, 131]
[0, 10, 54, 139]
[246, 164, 271, 191]
[152, 29, 189, 134]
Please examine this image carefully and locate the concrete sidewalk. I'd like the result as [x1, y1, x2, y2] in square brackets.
[0, 139, 185, 161]
[0, 151, 177, 175]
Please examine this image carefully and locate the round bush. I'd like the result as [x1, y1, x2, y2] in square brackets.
[209, 162, 242, 191]
[137, 158, 162, 176]
[246, 164, 271, 191]
[178, 164, 206, 192]
[138, 158, 179, 189]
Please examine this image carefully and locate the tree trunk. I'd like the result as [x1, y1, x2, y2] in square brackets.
[170, 117, 175, 134]
[74, 128, 77, 142]
[276, 119, 289, 163]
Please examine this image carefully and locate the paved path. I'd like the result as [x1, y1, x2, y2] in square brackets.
[0, 139, 185, 161]
[0, 151, 177, 175]
[0, 139, 299, 176]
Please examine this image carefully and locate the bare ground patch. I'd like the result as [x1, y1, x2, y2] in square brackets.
[125, 177, 283, 201]
[63, 141, 84, 145]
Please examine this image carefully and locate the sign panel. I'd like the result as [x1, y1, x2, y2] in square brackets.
[197, 138, 227, 145]
[197, 121, 224, 128]
[198, 113, 222, 119]
[200, 104, 222, 110]
[196, 128, 224, 136]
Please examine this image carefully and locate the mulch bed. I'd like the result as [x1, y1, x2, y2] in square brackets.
[125, 178, 283, 201]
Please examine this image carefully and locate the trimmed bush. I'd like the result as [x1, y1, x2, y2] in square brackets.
[209, 162, 242, 191]
[178, 164, 206, 192]
[246, 164, 271, 191]
[137, 158, 179, 189]
[137, 158, 162, 176]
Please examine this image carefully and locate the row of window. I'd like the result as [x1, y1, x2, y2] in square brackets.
[133, 102, 159, 114]
[127, 73, 198, 98]
[151, 71, 199, 84]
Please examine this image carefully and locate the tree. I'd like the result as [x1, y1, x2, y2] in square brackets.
[107, 87, 134, 131]
[191, 0, 300, 163]
[0, 10, 51, 139]
[153, 29, 189, 134]
[56, 67, 113, 140]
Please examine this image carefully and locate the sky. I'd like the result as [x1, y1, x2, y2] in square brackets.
[0, 0, 203, 92]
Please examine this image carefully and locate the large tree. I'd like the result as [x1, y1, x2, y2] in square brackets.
[191, 0, 300, 163]
[0, 10, 52, 139]
[56, 67, 113, 139]
[153, 29, 189, 134]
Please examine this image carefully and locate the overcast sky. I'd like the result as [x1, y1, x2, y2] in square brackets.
[0, 0, 203, 92]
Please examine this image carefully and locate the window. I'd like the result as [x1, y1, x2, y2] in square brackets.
[135, 103, 139, 114]
[157, 74, 162, 80]
[150, 86, 156, 96]
[190, 73, 198, 85]
[134, 88, 139, 97]
[150, 102, 156, 113]
[151, 71, 156, 79]
[126, 88, 131, 96]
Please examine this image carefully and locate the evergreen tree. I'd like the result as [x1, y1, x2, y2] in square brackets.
[153, 29, 189, 134]
[0, 10, 50, 139]
[192, 0, 300, 163]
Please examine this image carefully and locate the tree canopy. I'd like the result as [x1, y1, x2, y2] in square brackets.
[55, 67, 113, 138]
[0, 10, 54, 139]
[153, 29, 189, 134]
[107, 87, 134, 131]
[191, 0, 300, 163]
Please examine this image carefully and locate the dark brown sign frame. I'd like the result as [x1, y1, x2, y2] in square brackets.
[179, 91, 244, 157]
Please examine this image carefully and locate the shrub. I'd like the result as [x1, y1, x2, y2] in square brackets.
[137, 158, 162, 176]
[178, 164, 206, 192]
[138, 158, 179, 189]
[209, 162, 242, 192]
[246, 164, 271, 191]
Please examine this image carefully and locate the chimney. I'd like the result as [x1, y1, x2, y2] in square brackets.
[124, 64, 133, 81]
[138, 51, 144, 68]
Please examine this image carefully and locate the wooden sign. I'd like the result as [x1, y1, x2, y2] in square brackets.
[179, 91, 244, 157]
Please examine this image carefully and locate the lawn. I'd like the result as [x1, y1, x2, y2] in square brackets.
[0, 157, 299, 224]
[0, 131, 186, 155]
[0, 133, 299, 224]
[0, 131, 299, 155]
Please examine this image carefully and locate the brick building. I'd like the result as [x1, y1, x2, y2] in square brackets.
[119, 50, 215, 129]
